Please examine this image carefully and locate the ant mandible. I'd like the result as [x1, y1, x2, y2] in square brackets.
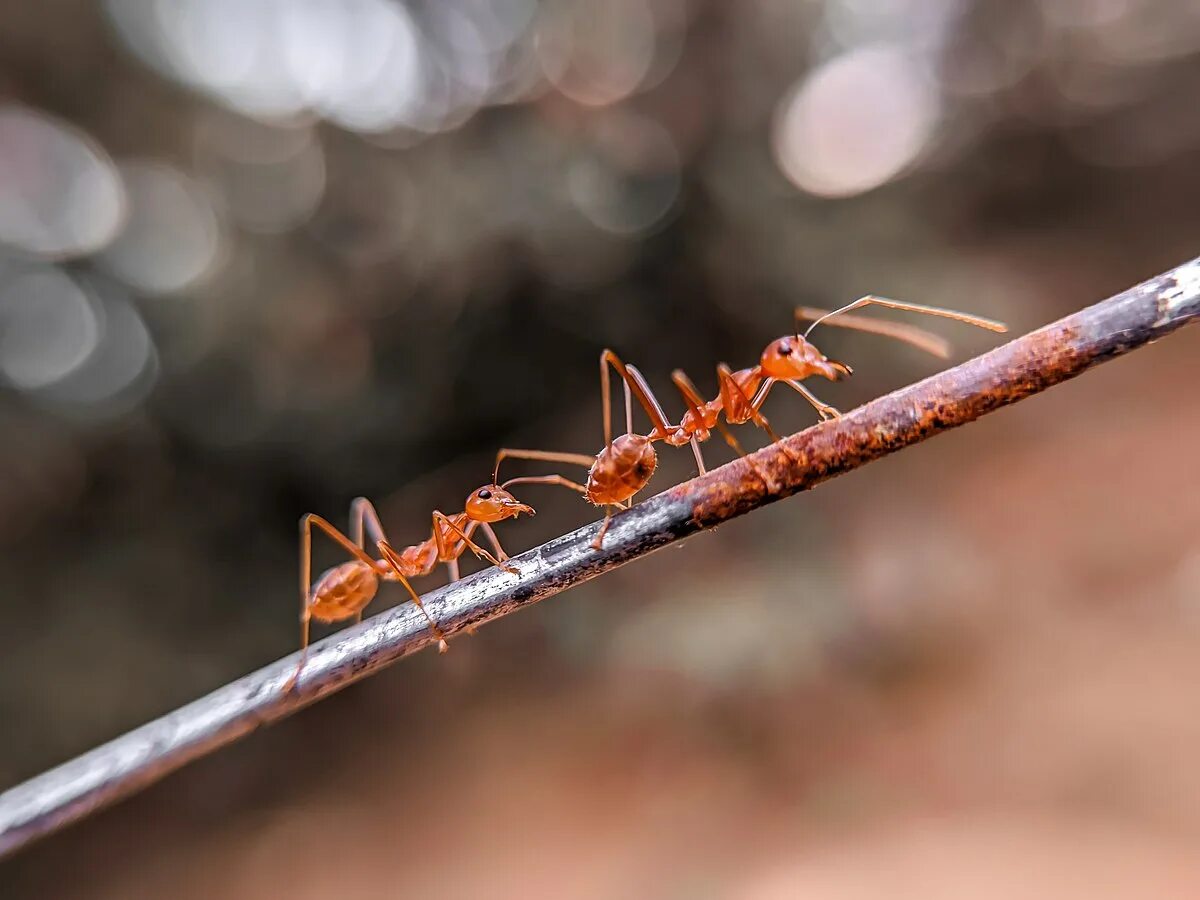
[291, 482, 535, 684]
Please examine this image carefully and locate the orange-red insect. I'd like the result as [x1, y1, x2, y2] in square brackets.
[292, 483, 534, 679]
[495, 350, 701, 550]
[665, 296, 1008, 470]
[494, 297, 1006, 549]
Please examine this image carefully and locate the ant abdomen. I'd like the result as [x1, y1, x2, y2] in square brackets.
[308, 561, 379, 623]
[587, 433, 657, 506]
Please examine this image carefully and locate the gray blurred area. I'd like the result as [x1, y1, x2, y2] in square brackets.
[2, 0, 1200, 896]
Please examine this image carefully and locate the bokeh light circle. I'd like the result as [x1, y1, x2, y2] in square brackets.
[98, 162, 223, 295]
[772, 45, 940, 198]
[0, 267, 101, 390]
[0, 105, 126, 259]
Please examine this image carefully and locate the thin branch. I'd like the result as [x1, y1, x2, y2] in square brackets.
[2, 257, 1199, 859]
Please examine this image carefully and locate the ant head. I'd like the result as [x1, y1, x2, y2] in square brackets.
[465, 484, 534, 523]
[760, 336, 852, 382]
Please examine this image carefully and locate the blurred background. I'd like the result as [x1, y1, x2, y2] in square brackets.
[2, 0, 1200, 896]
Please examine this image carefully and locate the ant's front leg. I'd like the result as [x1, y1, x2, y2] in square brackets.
[479, 522, 511, 563]
[433, 511, 519, 575]
[720, 366, 801, 467]
[348, 496, 390, 624]
[780, 379, 841, 422]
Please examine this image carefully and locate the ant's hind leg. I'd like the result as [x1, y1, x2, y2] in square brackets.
[348, 497, 390, 626]
[287, 513, 382, 692]
[350, 496, 388, 548]
[378, 541, 449, 652]
[782, 379, 841, 421]
[592, 507, 617, 551]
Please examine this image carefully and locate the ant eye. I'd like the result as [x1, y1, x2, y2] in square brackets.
[478, 489, 492, 499]
[778, 343, 792, 356]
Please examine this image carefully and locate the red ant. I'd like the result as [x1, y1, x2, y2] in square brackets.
[495, 349, 703, 550]
[494, 297, 1006, 548]
[291, 483, 535, 684]
[665, 296, 1008, 470]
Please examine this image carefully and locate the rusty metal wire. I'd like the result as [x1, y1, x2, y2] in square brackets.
[2, 257, 1198, 859]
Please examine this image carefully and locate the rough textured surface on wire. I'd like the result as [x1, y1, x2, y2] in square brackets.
[2, 255, 1199, 859]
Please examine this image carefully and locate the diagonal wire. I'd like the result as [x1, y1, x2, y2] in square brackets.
[2, 256, 1199, 859]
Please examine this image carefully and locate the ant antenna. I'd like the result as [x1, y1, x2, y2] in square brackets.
[800, 296, 1008, 358]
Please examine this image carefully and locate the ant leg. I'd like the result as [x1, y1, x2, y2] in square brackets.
[349, 497, 390, 624]
[689, 439, 706, 476]
[624, 374, 633, 435]
[592, 491, 644, 548]
[722, 367, 801, 465]
[479, 522, 510, 563]
[624, 361, 677, 442]
[669, 369, 713, 475]
[494, 448, 594, 485]
[377, 541, 449, 652]
[626, 362, 684, 444]
[292, 517, 314, 692]
[350, 496, 388, 548]
[678, 365, 774, 488]
[601, 350, 614, 448]
[602, 350, 676, 441]
[747, 382, 798, 444]
[433, 511, 518, 575]
[782, 379, 841, 421]
[593, 507, 617, 550]
[499, 472, 614, 556]
[669, 365, 775, 502]
[289, 514, 384, 691]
